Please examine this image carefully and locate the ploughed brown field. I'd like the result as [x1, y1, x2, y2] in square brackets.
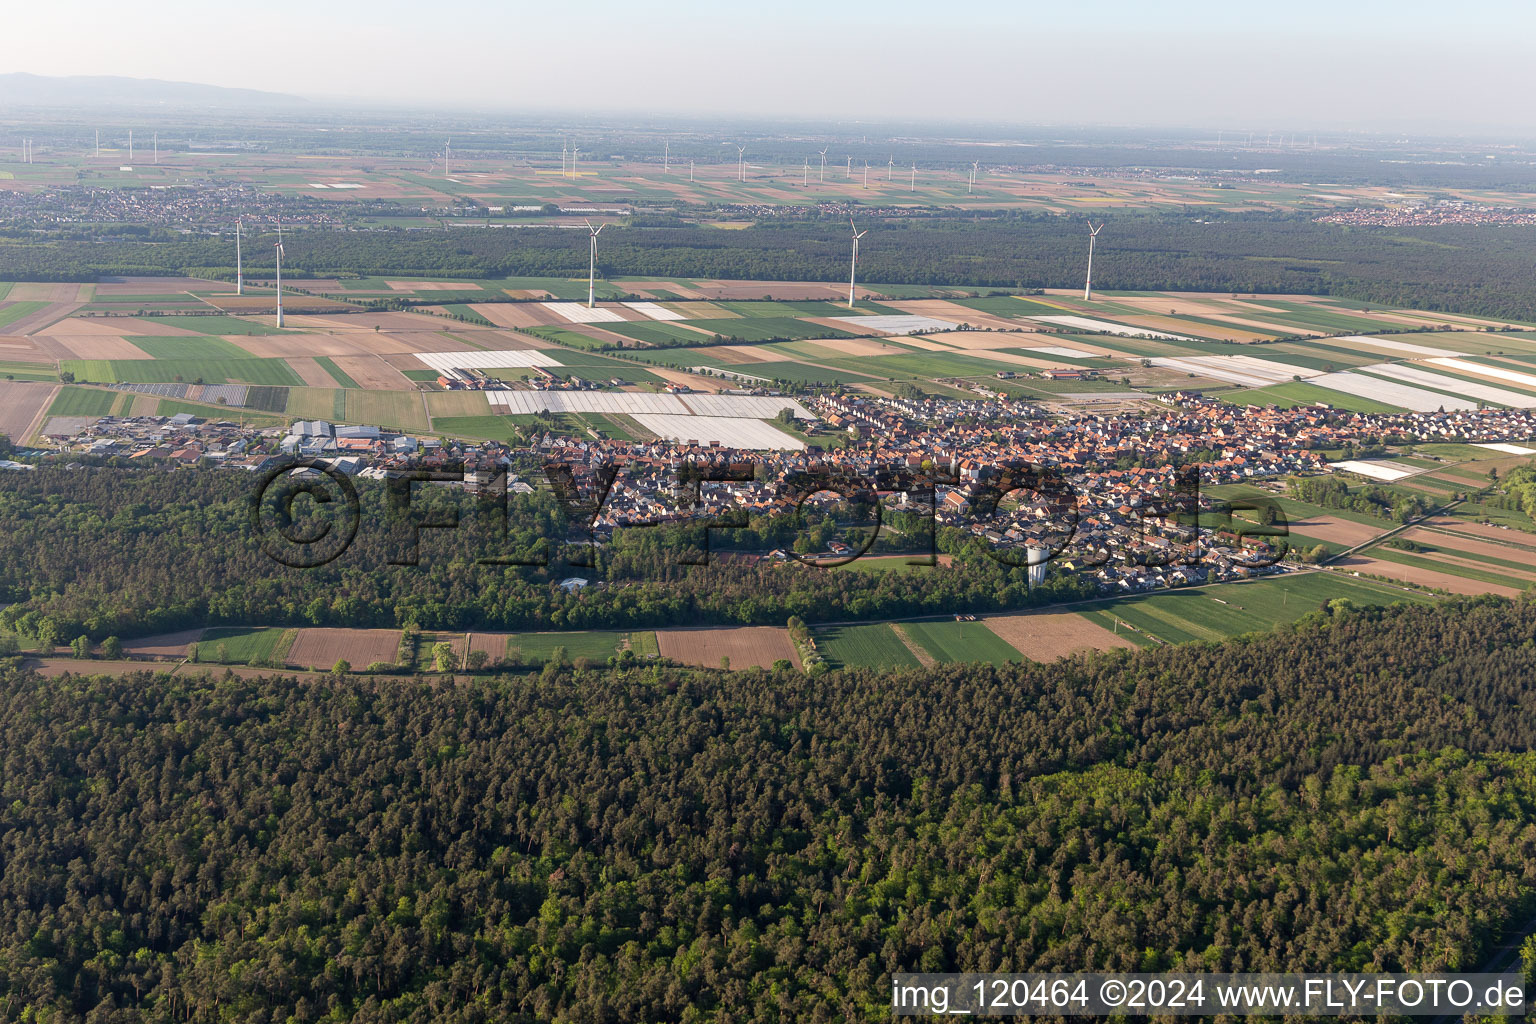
[656, 626, 800, 670]
[122, 628, 206, 659]
[983, 611, 1137, 662]
[0, 380, 58, 445]
[1334, 556, 1520, 597]
[285, 628, 402, 669]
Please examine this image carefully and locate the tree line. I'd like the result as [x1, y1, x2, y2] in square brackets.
[9, 212, 1536, 318]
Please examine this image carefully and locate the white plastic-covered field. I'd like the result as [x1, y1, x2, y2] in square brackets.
[1309, 371, 1477, 412]
[1150, 355, 1314, 387]
[484, 392, 812, 419]
[1425, 357, 1536, 392]
[1361, 363, 1536, 408]
[1028, 315, 1193, 340]
[1330, 459, 1415, 482]
[828, 314, 956, 334]
[415, 350, 561, 371]
[680, 395, 813, 419]
[621, 301, 686, 321]
[1474, 442, 1536, 455]
[540, 302, 628, 323]
[1023, 346, 1098, 358]
[1328, 335, 1461, 358]
[631, 414, 805, 450]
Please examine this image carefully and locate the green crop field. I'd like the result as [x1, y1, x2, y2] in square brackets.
[243, 385, 291, 413]
[901, 620, 1022, 666]
[431, 415, 520, 442]
[1076, 572, 1433, 646]
[345, 389, 428, 431]
[0, 302, 48, 329]
[683, 318, 853, 342]
[195, 627, 287, 664]
[46, 386, 116, 417]
[62, 358, 305, 386]
[127, 335, 251, 359]
[315, 356, 361, 388]
[816, 623, 921, 669]
[1228, 381, 1404, 414]
[503, 630, 634, 665]
[135, 314, 287, 335]
[0, 360, 59, 381]
[153, 398, 285, 427]
[283, 387, 342, 420]
[602, 321, 709, 346]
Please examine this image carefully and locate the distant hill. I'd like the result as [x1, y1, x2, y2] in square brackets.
[0, 73, 306, 109]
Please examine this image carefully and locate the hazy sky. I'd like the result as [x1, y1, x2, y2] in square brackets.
[8, 0, 1534, 132]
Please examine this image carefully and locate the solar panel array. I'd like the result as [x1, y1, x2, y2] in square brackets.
[541, 302, 628, 323]
[415, 350, 562, 371]
[630, 415, 806, 451]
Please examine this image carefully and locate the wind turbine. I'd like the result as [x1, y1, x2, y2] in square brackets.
[847, 217, 867, 309]
[736, 144, 746, 182]
[274, 222, 286, 328]
[444, 139, 451, 179]
[818, 147, 827, 183]
[571, 146, 579, 179]
[969, 161, 978, 193]
[803, 157, 809, 186]
[561, 140, 568, 177]
[887, 157, 894, 182]
[235, 217, 243, 296]
[910, 163, 916, 192]
[585, 220, 606, 308]
[1083, 222, 1104, 301]
[689, 159, 694, 182]
[862, 161, 868, 188]
[664, 139, 669, 173]
[94, 129, 99, 157]
[128, 130, 133, 162]
[845, 155, 851, 179]
[154, 132, 158, 164]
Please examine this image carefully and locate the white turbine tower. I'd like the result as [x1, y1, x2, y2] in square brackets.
[969, 160, 978, 193]
[585, 220, 606, 308]
[235, 217, 243, 296]
[129, 130, 133, 163]
[663, 140, 669, 173]
[561, 140, 568, 178]
[154, 131, 158, 164]
[444, 139, 451, 179]
[571, 145, 579, 179]
[803, 157, 809, 186]
[910, 163, 916, 192]
[887, 157, 894, 182]
[862, 161, 869, 188]
[1083, 222, 1104, 301]
[847, 217, 867, 309]
[274, 222, 286, 328]
[845, 155, 851, 179]
[736, 144, 746, 182]
[95, 129, 99, 157]
[689, 159, 694, 182]
[817, 147, 827, 183]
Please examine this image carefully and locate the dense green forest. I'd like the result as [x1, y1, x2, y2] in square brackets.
[0, 467, 1092, 642]
[2, 595, 1536, 1021]
[9, 213, 1536, 317]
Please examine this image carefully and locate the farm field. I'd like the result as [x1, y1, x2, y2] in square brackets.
[0, 380, 57, 442]
[656, 626, 799, 670]
[285, 628, 402, 670]
[982, 610, 1138, 662]
[1074, 571, 1434, 645]
[815, 623, 922, 669]
[899, 620, 1023, 666]
[501, 630, 653, 666]
[194, 626, 290, 665]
